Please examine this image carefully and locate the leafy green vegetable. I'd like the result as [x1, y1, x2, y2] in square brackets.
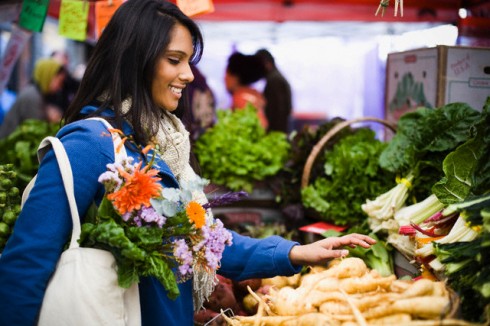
[323, 230, 394, 277]
[194, 105, 290, 193]
[0, 119, 60, 191]
[432, 194, 490, 323]
[302, 128, 394, 227]
[379, 102, 481, 201]
[432, 101, 490, 205]
[269, 117, 354, 227]
[80, 197, 180, 298]
[0, 164, 22, 251]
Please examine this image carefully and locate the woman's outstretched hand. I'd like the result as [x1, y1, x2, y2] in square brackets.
[289, 233, 376, 266]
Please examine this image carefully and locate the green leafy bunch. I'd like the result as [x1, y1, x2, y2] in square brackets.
[430, 98, 490, 322]
[379, 102, 481, 201]
[302, 128, 394, 227]
[0, 164, 21, 252]
[433, 195, 490, 323]
[80, 198, 184, 299]
[194, 105, 290, 192]
[0, 119, 60, 192]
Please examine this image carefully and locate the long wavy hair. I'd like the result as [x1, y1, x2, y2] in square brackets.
[63, 0, 204, 145]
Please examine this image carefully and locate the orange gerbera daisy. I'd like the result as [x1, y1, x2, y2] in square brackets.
[186, 201, 206, 229]
[107, 161, 162, 215]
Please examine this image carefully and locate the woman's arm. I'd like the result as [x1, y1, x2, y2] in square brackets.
[0, 120, 114, 325]
[219, 232, 376, 281]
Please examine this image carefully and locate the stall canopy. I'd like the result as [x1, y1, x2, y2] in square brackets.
[41, 0, 489, 23]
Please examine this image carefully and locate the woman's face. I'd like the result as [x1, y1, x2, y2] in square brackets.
[152, 23, 195, 112]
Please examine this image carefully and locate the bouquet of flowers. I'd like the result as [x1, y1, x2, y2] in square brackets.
[79, 155, 244, 300]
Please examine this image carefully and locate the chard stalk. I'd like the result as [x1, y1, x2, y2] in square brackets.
[362, 173, 414, 222]
[394, 194, 444, 226]
[415, 214, 480, 258]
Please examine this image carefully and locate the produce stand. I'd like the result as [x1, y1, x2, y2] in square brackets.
[301, 117, 397, 190]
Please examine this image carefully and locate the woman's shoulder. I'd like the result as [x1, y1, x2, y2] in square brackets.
[55, 118, 121, 159]
[57, 118, 113, 140]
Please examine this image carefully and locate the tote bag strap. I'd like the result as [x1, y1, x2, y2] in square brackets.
[37, 137, 82, 249]
[22, 119, 127, 249]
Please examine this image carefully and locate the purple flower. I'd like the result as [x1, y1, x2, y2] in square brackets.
[98, 170, 122, 192]
[173, 239, 193, 276]
[196, 219, 232, 269]
[203, 191, 248, 209]
[138, 206, 166, 227]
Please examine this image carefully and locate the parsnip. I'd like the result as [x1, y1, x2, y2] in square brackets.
[390, 279, 412, 293]
[400, 279, 435, 298]
[261, 276, 289, 289]
[282, 313, 339, 326]
[268, 286, 316, 316]
[340, 274, 396, 294]
[391, 296, 451, 319]
[340, 289, 367, 326]
[319, 301, 351, 315]
[307, 290, 345, 307]
[332, 257, 369, 279]
[362, 296, 450, 319]
[311, 277, 340, 292]
[367, 313, 412, 325]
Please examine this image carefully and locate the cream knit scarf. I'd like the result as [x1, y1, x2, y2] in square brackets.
[120, 99, 216, 311]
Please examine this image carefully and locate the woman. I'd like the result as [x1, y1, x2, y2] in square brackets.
[0, 1, 375, 325]
[224, 51, 269, 128]
[0, 58, 66, 138]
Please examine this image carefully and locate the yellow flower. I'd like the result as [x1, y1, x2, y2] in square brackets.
[107, 161, 162, 215]
[186, 201, 206, 229]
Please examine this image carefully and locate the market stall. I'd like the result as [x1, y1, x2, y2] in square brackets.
[0, 1, 489, 326]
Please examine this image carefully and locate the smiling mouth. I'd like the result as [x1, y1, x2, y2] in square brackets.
[170, 86, 183, 96]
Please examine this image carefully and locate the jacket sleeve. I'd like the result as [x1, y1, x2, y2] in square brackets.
[0, 120, 115, 325]
[219, 231, 302, 281]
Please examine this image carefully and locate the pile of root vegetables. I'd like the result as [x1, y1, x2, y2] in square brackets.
[221, 257, 470, 326]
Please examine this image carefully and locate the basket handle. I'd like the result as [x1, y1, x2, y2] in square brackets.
[301, 117, 397, 189]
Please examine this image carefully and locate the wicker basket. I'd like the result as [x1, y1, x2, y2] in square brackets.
[300, 117, 397, 189]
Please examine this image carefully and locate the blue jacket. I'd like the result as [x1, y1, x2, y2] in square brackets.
[0, 108, 301, 326]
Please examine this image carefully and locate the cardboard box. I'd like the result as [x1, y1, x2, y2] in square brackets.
[385, 45, 490, 123]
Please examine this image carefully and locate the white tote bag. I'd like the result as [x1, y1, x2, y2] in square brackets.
[27, 121, 141, 326]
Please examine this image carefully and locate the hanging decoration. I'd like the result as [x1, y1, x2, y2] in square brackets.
[0, 24, 32, 94]
[176, 0, 215, 18]
[18, 0, 50, 32]
[58, 0, 90, 41]
[95, 0, 123, 39]
[375, 0, 404, 17]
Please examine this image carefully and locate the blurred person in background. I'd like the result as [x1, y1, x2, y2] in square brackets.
[0, 58, 66, 139]
[50, 50, 81, 113]
[180, 64, 216, 143]
[255, 48, 292, 134]
[224, 51, 268, 129]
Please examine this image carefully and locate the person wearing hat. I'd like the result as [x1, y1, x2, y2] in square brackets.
[0, 58, 66, 138]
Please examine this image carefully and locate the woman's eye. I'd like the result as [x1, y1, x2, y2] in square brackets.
[168, 58, 180, 65]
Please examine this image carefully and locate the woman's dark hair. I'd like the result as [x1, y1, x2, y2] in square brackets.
[63, 0, 204, 145]
[226, 52, 266, 86]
